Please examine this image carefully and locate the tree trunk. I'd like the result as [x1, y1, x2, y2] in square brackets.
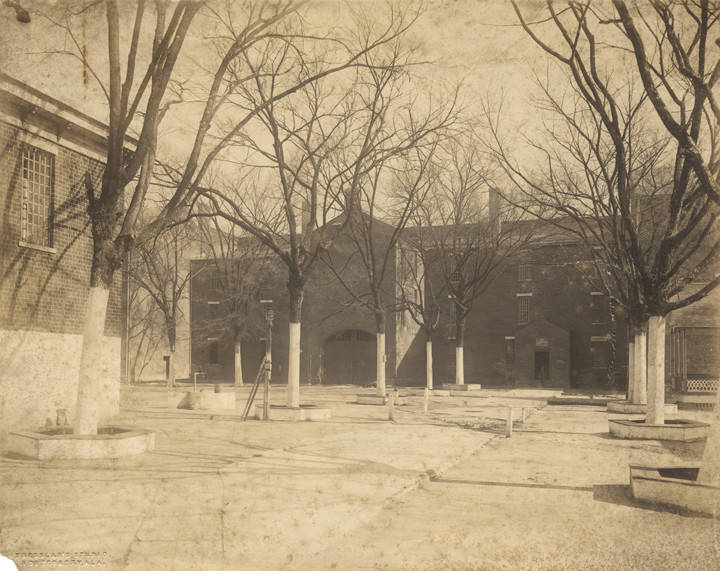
[234, 327, 244, 387]
[455, 315, 466, 386]
[74, 286, 111, 435]
[426, 337, 433, 391]
[633, 326, 647, 405]
[646, 315, 666, 425]
[166, 319, 176, 389]
[375, 309, 386, 397]
[167, 348, 176, 390]
[627, 338, 635, 402]
[287, 279, 303, 409]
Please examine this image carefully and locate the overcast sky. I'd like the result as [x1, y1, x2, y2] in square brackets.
[1, 1, 546, 125]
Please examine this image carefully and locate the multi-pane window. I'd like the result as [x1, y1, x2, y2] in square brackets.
[518, 264, 532, 281]
[517, 295, 531, 324]
[21, 145, 55, 247]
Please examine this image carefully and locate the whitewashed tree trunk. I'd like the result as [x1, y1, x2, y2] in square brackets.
[167, 349, 175, 389]
[633, 328, 647, 405]
[627, 339, 635, 402]
[234, 341, 244, 387]
[74, 286, 110, 435]
[455, 346, 464, 385]
[287, 322, 301, 408]
[646, 315, 666, 425]
[376, 332, 386, 397]
[426, 340, 433, 390]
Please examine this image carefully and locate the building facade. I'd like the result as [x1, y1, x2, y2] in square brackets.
[0, 74, 123, 437]
[188, 222, 424, 386]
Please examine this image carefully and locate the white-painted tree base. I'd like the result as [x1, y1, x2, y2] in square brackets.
[455, 346, 464, 385]
[633, 330, 647, 405]
[287, 322, 301, 408]
[426, 341, 433, 390]
[376, 332, 386, 397]
[74, 286, 111, 436]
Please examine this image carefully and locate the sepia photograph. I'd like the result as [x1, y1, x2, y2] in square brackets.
[0, 1, 718, 569]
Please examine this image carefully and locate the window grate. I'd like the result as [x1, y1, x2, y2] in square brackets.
[21, 146, 54, 247]
[518, 296, 530, 324]
[518, 264, 532, 281]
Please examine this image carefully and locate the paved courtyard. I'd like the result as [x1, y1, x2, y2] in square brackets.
[0, 385, 717, 570]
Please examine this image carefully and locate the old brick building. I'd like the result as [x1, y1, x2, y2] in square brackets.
[0, 74, 123, 436]
[182, 205, 720, 393]
[186, 215, 626, 389]
[188, 218, 424, 386]
[430, 235, 628, 389]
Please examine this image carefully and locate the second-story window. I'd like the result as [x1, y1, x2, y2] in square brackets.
[518, 264, 532, 282]
[517, 294, 531, 324]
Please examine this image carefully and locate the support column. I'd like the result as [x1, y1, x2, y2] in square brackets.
[633, 328, 647, 405]
[646, 315, 666, 425]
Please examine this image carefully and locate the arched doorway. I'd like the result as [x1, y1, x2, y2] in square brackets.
[323, 329, 375, 385]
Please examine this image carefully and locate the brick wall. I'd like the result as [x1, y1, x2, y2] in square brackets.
[0, 120, 122, 336]
[429, 242, 629, 388]
[0, 120, 122, 437]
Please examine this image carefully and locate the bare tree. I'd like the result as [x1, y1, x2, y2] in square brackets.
[194, 216, 272, 386]
[128, 221, 195, 389]
[195, 8, 453, 406]
[497, 1, 720, 426]
[396, 232, 442, 390]
[27, 0, 425, 432]
[415, 133, 533, 387]
[613, 1, 720, 206]
[126, 276, 164, 385]
[324, 128, 452, 396]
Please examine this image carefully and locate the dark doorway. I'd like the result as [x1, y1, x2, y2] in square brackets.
[324, 329, 375, 385]
[534, 350, 550, 384]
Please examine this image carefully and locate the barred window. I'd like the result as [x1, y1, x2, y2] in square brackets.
[518, 264, 532, 281]
[21, 146, 55, 247]
[518, 296, 530, 324]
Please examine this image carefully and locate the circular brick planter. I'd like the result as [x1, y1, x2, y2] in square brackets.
[7, 427, 155, 460]
[608, 418, 710, 441]
[607, 401, 678, 414]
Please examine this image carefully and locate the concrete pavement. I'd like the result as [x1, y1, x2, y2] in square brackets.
[0, 386, 715, 570]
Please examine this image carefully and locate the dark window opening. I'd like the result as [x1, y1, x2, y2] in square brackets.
[208, 341, 219, 364]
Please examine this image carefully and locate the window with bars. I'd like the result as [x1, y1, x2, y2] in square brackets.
[518, 296, 530, 324]
[518, 264, 532, 281]
[21, 145, 55, 247]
